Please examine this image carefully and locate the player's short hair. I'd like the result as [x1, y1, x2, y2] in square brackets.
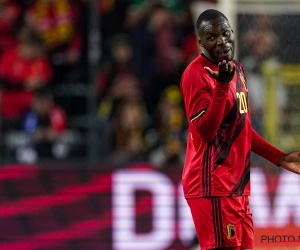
[196, 9, 228, 33]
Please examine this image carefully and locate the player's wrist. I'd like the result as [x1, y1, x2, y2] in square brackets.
[215, 81, 231, 88]
[278, 153, 286, 167]
[217, 76, 232, 84]
[219, 80, 231, 84]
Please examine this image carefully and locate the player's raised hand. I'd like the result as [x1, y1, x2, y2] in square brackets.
[278, 150, 300, 174]
[204, 60, 235, 84]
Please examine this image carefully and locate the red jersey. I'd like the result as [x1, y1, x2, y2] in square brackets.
[181, 54, 284, 198]
[0, 49, 52, 84]
[0, 48, 52, 118]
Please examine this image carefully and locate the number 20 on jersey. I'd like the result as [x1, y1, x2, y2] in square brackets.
[236, 92, 248, 114]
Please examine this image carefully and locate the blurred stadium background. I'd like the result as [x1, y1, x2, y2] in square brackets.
[1, 0, 300, 249]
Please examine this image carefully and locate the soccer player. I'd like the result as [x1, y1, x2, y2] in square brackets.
[180, 9, 300, 250]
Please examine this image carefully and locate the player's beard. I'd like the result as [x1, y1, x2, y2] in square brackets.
[217, 43, 235, 62]
[204, 41, 235, 63]
[220, 42, 235, 62]
[229, 42, 235, 61]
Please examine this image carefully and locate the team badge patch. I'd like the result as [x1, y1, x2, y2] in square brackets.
[239, 73, 248, 92]
[226, 223, 236, 239]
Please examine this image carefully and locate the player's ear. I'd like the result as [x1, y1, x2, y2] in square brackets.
[198, 36, 204, 47]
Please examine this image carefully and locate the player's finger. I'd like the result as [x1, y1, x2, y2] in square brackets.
[225, 62, 229, 71]
[204, 66, 213, 75]
[227, 63, 232, 73]
[222, 60, 228, 72]
[218, 61, 224, 73]
[232, 63, 235, 73]
[229, 67, 235, 78]
[229, 69, 235, 79]
[229, 63, 235, 75]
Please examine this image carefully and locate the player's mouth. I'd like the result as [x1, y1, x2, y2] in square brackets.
[218, 48, 231, 56]
[218, 48, 232, 60]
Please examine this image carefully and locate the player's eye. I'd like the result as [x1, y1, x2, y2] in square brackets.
[207, 36, 215, 41]
[224, 30, 230, 36]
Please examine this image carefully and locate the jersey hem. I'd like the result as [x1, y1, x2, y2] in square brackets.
[184, 192, 250, 199]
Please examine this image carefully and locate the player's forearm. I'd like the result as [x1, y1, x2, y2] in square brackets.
[192, 82, 230, 142]
[251, 128, 284, 166]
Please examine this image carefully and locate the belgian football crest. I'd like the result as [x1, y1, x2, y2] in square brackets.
[239, 73, 248, 92]
[226, 223, 236, 239]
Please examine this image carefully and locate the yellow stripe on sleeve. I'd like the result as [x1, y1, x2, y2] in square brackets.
[190, 110, 206, 122]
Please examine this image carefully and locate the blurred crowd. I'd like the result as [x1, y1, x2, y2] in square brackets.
[98, 0, 201, 168]
[0, 0, 285, 173]
[0, 0, 85, 163]
[0, 0, 201, 167]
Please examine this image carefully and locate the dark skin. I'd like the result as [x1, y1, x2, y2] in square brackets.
[197, 15, 300, 250]
[198, 16, 235, 84]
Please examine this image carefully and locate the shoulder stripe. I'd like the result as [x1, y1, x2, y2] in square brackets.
[190, 109, 206, 122]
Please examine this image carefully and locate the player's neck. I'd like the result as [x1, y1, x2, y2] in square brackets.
[201, 51, 218, 65]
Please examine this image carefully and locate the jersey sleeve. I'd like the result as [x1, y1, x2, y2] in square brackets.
[181, 68, 230, 142]
[251, 128, 284, 165]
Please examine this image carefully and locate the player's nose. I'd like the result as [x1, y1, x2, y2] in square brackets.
[217, 35, 227, 45]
